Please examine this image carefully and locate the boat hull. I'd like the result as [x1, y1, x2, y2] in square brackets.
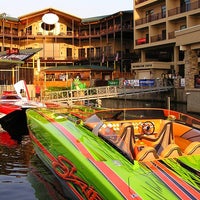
[27, 107, 200, 199]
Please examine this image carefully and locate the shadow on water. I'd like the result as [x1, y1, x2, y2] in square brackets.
[102, 98, 200, 119]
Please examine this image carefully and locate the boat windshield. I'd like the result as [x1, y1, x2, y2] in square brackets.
[83, 108, 200, 162]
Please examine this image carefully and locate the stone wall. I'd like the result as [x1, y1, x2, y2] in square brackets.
[187, 90, 200, 113]
[184, 49, 199, 90]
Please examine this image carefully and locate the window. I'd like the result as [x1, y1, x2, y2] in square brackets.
[146, 10, 154, 22]
[78, 48, 85, 59]
[180, 25, 187, 30]
[161, 5, 166, 18]
[66, 48, 72, 59]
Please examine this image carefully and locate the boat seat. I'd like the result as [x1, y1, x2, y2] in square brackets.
[184, 141, 200, 155]
[160, 144, 182, 158]
[140, 121, 174, 155]
[115, 123, 135, 160]
[136, 146, 159, 162]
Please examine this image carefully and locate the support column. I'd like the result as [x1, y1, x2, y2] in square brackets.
[184, 49, 198, 90]
[173, 46, 179, 74]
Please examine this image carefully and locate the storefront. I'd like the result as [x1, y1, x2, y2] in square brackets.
[42, 65, 114, 88]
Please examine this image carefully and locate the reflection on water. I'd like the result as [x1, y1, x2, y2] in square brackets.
[102, 98, 200, 118]
[0, 99, 199, 200]
[0, 136, 35, 200]
[102, 98, 187, 112]
[0, 136, 68, 200]
[28, 155, 68, 200]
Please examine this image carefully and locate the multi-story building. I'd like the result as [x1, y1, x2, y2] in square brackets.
[132, 0, 200, 88]
[0, 8, 134, 86]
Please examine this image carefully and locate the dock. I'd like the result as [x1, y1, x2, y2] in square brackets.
[43, 85, 173, 105]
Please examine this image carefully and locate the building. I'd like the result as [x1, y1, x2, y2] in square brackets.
[132, 0, 200, 86]
[0, 8, 134, 87]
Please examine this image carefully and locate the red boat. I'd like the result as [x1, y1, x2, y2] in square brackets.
[0, 80, 45, 145]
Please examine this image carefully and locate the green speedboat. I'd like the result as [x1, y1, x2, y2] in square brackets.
[26, 106, 200, 200]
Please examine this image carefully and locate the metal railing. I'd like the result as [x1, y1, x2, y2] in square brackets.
[43, 86, 118, 105]
[43, 84, 174, 105]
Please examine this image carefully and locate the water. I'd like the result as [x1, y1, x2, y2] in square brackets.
[0, 99, 199, 200]
[0, 136, 67, 200]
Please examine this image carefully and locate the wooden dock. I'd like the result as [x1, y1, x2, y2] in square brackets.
[43, 85, 173, 105]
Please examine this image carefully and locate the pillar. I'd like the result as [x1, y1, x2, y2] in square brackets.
[184, 49, 198, 90]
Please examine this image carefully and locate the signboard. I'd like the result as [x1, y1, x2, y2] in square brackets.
[123, 79, 140, 87]
[0, 48, 42, 61]
[108, 80, 119, 86]
[194, 75, 200, 88]
[180, 78, 185, 87]
[139, 79, 155, 87]
[6, 49, 19, 55]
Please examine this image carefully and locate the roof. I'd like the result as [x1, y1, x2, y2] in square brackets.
[0, 13, 19, 22]
[81, 15, 110, 23]
[2, 8, 133, 25]
[44, 65, 114, 72]
[0, 48, 42, 68]
[19, 8, 81, 22]
[81, 10, 133, 23]
[0, 48, 42, 60]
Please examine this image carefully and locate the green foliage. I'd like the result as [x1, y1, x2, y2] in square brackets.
[46, 86, 70, 91]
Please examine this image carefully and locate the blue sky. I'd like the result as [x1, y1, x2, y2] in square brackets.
[1, 0, 133, 18]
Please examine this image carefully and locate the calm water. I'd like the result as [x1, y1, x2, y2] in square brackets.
[0, 136, 67, 200]
[0, 99, 199, 200]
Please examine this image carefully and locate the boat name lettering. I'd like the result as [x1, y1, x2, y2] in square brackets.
[52, 155, 103, 200]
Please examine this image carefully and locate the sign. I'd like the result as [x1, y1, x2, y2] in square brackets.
[108, 80, 119, 86]
[180, 78, 185, 87]
[6, 49, 19, 55]
[139, 79, 155, 87]
[42, 13, 59, 25]
[194, 75, 200, 88]
[123, 79, 155, 87]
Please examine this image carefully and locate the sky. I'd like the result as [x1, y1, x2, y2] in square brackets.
[1, 0, 133, 18]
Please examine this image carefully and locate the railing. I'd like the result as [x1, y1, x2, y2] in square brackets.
[19, 24, 133, 39]
[135, 12, 166, 26]
[151, 34, 166, 43]
[168, 1, 200, 17]
[43, 86, 118, 105]
[168, 31, 175, 39]
[43, 84, 174, 105]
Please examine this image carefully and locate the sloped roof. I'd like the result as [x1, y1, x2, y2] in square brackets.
[81, 15, 109, 23]
[19, 7, 81, 22]
[0, 13, 19, 22]
[0, 48, 42, 61]
[44, 65, 113, 72]
[81, 10, 133, 23]
[0, 48, 42, 68]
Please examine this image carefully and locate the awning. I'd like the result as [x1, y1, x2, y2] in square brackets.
[0, 48, 42, 68]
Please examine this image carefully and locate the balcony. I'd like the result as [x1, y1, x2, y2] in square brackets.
[135, 0, 158, 6]
[135, 12, 166, 26]
[136, 38, 148, 45]
[135, 0, 148, 5]
[168, 1, 200, 17]
[79, 24, 132, 38]
[168, 31, 175, 39]
[151, 34, 166, 43]
[0, 29, 19, 37]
